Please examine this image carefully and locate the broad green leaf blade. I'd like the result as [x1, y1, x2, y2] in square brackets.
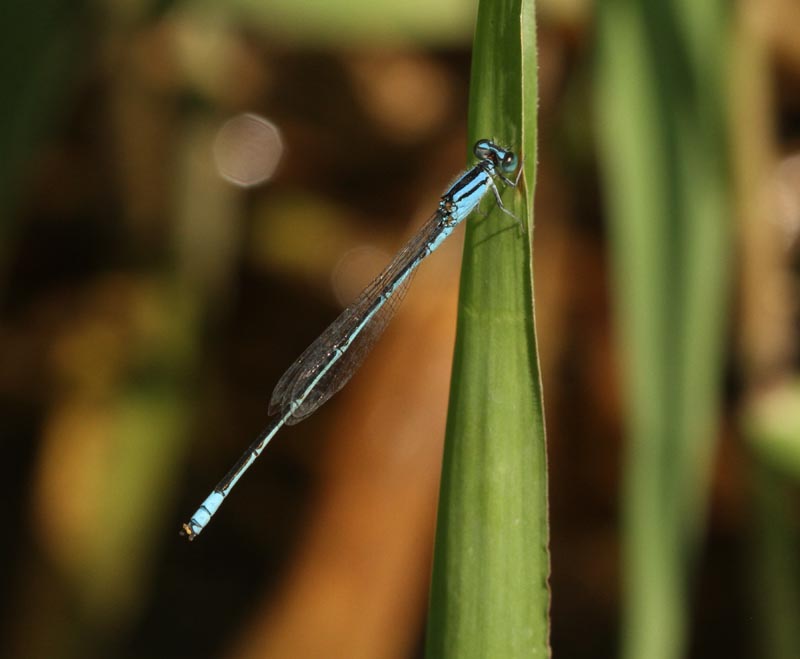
[595, 1, 732, 657]
[426, 1, 549, 657]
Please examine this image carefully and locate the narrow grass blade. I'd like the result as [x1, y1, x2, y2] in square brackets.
[0, 1, 85, 272]
[744, 384, 800, 659]
[595, 1, 732, 657]
[426, 0, 549, 657]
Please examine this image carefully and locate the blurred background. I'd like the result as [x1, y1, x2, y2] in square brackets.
[1, 0, 799, 658]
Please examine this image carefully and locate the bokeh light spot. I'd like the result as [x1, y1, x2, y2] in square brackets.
[213, 113, 283, 187]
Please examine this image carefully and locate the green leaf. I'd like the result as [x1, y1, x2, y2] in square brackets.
[0, 0, 85, 269]
[744, 382, 800, 478]
[595, 1, 732, 657]
[744, 383, 800, 659]
[426, 1, 549, 657]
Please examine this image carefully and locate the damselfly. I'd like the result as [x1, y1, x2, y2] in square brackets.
[181, 139, 522, 540]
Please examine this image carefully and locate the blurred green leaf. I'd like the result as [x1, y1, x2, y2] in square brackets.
[744, 384, 800, 659]
[426, 0, 549, 657]
[749, 458, 800, 659]
[0, 1, 85, 261]
[595, 1, 732, 657]
[744, 382, 800, 478]
[191, 0, 478, 46]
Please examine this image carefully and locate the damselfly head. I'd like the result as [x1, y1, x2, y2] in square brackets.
[473, 139, 518, 174]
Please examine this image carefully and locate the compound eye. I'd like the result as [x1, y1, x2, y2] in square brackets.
[502, 152, 518, 173]
[473, 139, 492, 160]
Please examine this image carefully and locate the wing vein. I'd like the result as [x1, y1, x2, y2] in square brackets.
[268, 210, 445, 423]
